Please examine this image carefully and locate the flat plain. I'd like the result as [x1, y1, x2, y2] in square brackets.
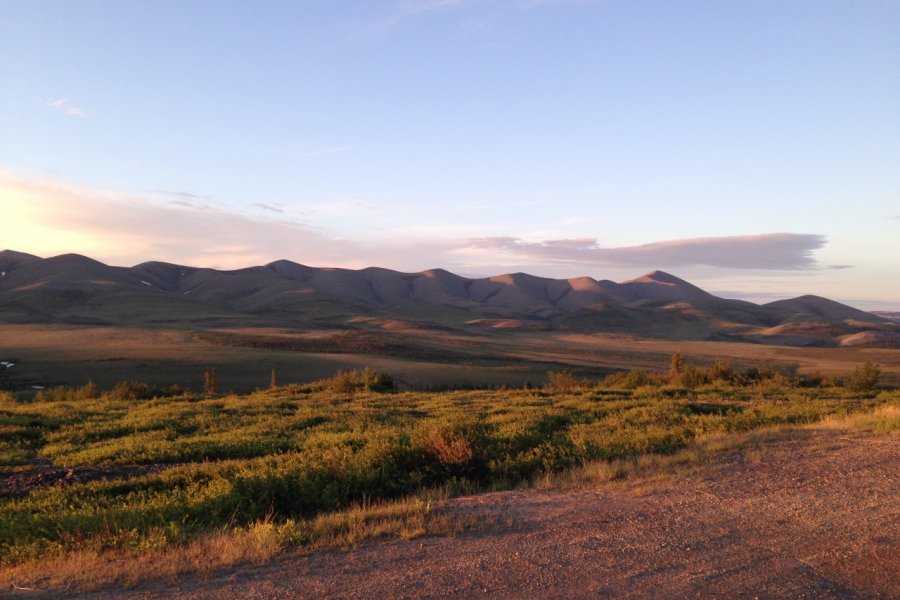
[3, 323, 900, 394]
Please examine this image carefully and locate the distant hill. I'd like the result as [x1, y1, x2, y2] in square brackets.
[872, 311, 900, 323]
[1, 250, 896, 347]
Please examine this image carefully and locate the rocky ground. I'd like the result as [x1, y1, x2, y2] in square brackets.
[0, 460, 171, 498]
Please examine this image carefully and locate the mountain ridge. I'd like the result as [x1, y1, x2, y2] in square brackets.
[0, 250, 895, 348]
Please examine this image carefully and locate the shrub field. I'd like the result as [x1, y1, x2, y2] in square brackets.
[1, 365, 896, 572]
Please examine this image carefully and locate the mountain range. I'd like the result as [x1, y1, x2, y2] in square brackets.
[1, 250, 896, 348]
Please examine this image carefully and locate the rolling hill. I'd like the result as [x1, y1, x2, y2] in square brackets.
[0, 250, 896, 347]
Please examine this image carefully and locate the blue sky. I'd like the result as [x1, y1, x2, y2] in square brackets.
[1, 0, 898, 308]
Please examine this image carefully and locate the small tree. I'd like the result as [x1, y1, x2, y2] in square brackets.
[669, 352, 685, 378]
[846, 362, 880, 393]
[203, 368, 218, 395]
[83, 379, 99, 400]
[708, 359, 733, 383]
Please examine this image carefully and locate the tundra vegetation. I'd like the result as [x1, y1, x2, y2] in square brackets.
[0, 357, 895, 590]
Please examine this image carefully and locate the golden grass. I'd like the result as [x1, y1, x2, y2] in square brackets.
[815, 401, 900, 434]
[0, 486, 506, 594]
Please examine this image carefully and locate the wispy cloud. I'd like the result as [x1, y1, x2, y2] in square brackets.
[253, 203, 284, 214]
[153, 190, 214, 203]
[461, 234, 828, 270]
[46, 98, 87, 118]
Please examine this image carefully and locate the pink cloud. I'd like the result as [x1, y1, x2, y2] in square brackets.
[0, 172, 830, 274]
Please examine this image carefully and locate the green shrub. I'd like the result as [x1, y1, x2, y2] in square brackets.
[621, 368, 652, 389]
[707, 359, 733, 383]
[33, 382, 100, 403]
[675, 365, 708, 389]
[108, 381, 159, 401]
[545, 370, 580, 391]
[319, 368, 395, 393]
[360, 367, 395, 392]
[846, 362, 880, 393]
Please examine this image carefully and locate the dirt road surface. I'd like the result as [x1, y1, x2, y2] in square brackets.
[50, 429, 900, 598]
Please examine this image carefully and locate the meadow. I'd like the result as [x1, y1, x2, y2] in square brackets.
[1, 358, 896, 591]
[3, 323, 900, 396]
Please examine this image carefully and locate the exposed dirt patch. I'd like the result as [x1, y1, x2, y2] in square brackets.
[0, 460, 171, 498]
[16, 429, 900, 599]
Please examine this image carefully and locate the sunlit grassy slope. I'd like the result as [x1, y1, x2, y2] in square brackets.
[1, 378, 895, 569]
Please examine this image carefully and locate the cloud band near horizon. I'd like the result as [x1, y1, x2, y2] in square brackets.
[0, 171, 830, 274]
[463, 233, 828, 270]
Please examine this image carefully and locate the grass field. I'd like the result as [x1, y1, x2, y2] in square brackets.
[1, 370, 896, 591]
[0, 325, 551, 393]
[3, 324, 900, 394]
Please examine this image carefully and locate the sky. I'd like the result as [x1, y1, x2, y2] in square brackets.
[1, 0, 898, 309]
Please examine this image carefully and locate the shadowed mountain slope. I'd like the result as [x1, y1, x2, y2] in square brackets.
[763, 295, 884, 325]
[0, 250, 894, 347]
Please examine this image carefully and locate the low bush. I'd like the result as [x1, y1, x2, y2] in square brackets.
[316, 368, 395, 393]
[846, 362, 880, 393]
[33, 382, 99, 403]
[545, 371, 581, 391]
